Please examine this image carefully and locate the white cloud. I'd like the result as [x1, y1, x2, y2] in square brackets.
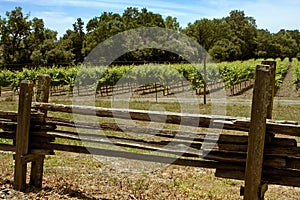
[2, 0, 220, 16]
[2, 0, 300, 34]
[237, 0, 300, 32]
[32, 10, 75, 37]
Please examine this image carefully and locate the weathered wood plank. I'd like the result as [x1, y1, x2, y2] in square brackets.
[29, 155, 45, 188]
[33, 129, 298, 158]
[0, 131, 15, 140]
[14, 80, 34, 191]
[216, 168, 300, 187]
[29, 140, 285, 171]
[31, 137, 289, 169]
[30, 136, 55, 143]
[31, 149, 54, 155]
[287, 158, 300, 170]
[261, 60, 276, 119]
[266, 122, 300, 137]
[43, 117, 250, 144]
[43, 117, 248, 145]
[32, 102, 300, 137]
[0, 121, 17, 130]
[271, 137, 297, 147]
[215, 168, 245, 180]
[0, 110, 18, 121]
[30, 75, 52, 189]
[48, 121, 293, 147]
[31, 142, 244, 169]
[21, 154, 44, 163]
[0, 143, 16, 152]
[244, 65, 271, 200]
[36, 75, 51, 104]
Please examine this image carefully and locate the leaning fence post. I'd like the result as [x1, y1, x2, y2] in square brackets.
[261, 60, 276, 119]
[14, 80, 34, 191]
[244, 65, 271, 200]
[29, 75, 51, 188]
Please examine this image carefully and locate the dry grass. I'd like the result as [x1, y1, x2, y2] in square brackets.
[1, 152, 300, 200]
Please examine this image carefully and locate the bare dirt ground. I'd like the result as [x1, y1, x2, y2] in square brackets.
[276, 65, 299, 99]
[226, 65, 300, 100]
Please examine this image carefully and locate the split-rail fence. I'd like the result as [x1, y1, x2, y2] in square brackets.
[0, 60, 300, 200]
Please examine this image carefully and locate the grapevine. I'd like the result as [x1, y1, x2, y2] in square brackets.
[0, 58, 294, 96]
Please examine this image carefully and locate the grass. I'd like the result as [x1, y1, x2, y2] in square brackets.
[272, 103, 300, 122]
[0, 101, 18, 111]
[1, 97, 300, 122]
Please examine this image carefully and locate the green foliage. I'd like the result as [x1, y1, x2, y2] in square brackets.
[292, 58, 300, 91]
[209, 39, 241, 62]
[274, 58, 290, 88]
[275, 30, 299, 60]
[0, 69, 14, 87]
[0, 58, 294, 94]
[218, 59, 262, 88]
[0, 7, 31, 65]
[185, 10, 257, 61]
[1, 7, 300, 67]
[225, 10, 257, 60]
[0, 7, 75, 68]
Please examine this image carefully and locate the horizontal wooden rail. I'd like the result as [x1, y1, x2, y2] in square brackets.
[29, 141, 300, 187]
[32, 102, 300, 137]
[43, 117, 298, 145]
[216, 167, 300, 187]
[43, 117, 249, 143]
[31, 119, 298, 157]
[0, 143, 16, 152]
[0, 111, 18, 120]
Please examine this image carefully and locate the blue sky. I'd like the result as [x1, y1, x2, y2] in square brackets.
[1, 0, 300, 37]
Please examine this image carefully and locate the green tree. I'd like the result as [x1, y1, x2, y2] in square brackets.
[287, 30, 300, 60]
[274, 30, 299, 60]
[25, 17, 47, 66]
[44, 38, 74, 66]
[0, 7, 75, 68]
[256, 29, 280, 59]
[209, 39, 242, 61]
[122, 7, 139, 30]
[225, 10, 257, 60]
[137, 8, 165, 28]
[83, 12, 124, 57]
[184, 18, 237, 61]
[83, 7, 171, 64]
[184, 18, 219, 52]
[0, 7, 31, 67]
[164, 16, 180, 31]
[61, 18, 85, 64]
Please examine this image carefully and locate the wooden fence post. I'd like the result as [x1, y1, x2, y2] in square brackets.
[35, 75, 51, 111]
[244, 65, 271, 200]
[14, 80, 34, 191]
[29, 75, 51, 188]
[261, 60, 276, 119]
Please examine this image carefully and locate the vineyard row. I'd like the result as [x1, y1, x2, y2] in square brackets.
[0, 58, 293, 96]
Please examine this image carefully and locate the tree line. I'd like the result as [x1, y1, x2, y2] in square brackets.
[1, 7, 300, 68]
